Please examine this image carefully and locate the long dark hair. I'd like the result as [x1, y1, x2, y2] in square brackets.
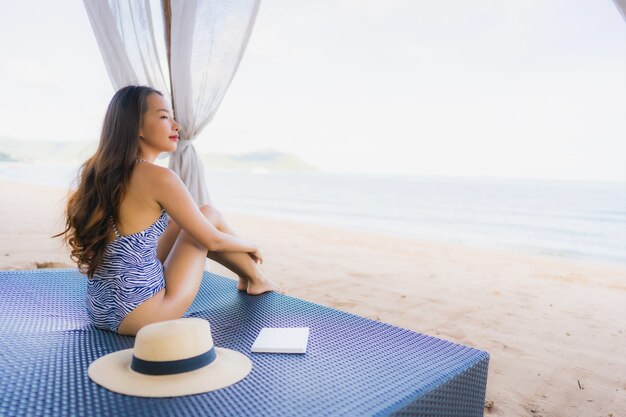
[55, 85, 163, 278]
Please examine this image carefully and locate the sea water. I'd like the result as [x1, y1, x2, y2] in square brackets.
[2, 162, 625, 265]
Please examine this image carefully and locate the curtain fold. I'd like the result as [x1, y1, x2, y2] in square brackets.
[168, 0, 261, 206]
[612, 0, 626, 22]
[83, 0, 261, 206]
[83, 0, 170, 98]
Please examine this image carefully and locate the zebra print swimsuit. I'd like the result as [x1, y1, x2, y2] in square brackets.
[86, 209, 169, 333]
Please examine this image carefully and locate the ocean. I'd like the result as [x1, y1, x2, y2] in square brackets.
[2, 162, 625, 266]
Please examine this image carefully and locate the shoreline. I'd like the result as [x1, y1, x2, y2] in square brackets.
[1, 175, 623, 271]
[218, 206, 626, 269]
[3, 161, 625, 268]
[1, 179, 625, 416]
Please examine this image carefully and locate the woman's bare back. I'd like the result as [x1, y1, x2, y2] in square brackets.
[110, 160, 165, 240]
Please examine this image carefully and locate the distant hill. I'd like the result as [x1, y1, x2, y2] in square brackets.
[0, 151, 16, 162]
[0, 138, 317, 172]
[0, 137, 97, 163]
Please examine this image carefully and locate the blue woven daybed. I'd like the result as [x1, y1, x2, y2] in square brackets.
[0, 269, 489, 416]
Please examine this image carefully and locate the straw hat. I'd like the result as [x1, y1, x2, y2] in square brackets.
[88, 318, 252, 397]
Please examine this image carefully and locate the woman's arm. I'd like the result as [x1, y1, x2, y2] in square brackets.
[151, 166, 257, 253]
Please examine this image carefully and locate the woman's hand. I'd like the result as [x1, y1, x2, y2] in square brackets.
[249, 246, 263, 265]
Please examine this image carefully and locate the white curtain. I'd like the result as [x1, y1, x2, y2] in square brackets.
[168, 0, 261, 205]
[613, 0, 626, 22]
[83, 0, 261, 206]
[82, 1, 171, 113]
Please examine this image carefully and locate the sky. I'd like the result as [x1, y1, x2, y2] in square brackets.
[0, 0, 624, 181]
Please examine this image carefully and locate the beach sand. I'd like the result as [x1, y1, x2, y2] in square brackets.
[1, 179, 625, 416]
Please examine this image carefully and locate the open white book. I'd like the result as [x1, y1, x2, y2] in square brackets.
[251, 327, 310, 354]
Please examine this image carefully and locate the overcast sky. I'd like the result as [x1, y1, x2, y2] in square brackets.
[0, 0, 624, 181]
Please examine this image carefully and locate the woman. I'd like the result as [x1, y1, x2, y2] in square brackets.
[57, 85, 280, 336]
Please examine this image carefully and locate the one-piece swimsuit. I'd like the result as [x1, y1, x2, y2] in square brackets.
[86, 164, 169, 332]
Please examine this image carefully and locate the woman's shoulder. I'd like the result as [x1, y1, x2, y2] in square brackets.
[134, 162, 178, 183]
[133, 162, 183, 195]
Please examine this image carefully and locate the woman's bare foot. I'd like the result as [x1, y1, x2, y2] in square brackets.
[237, 276, 248, 291]
[247, 276, 283, 295]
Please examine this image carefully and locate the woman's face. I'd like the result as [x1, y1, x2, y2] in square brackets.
[138, 93, 181, 156]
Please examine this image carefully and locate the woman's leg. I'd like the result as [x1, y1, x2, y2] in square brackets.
[119, 205, 281, 335]
[117, 213, 209, 335]
[156, 217, 183, 264]
[201, 205, 272, 293]
[158, 205, 279, 294]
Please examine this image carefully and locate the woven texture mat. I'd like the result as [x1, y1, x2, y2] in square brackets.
[0, 269, 489, 416]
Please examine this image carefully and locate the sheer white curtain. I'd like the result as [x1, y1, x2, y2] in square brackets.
[83, 0, 261, 205]
[83, 1, 171, 112]
[613, 0, 626, 22]
[168, 0, 261, 205]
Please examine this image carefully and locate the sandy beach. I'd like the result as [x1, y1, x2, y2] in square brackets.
[1, 178, 624, 417]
